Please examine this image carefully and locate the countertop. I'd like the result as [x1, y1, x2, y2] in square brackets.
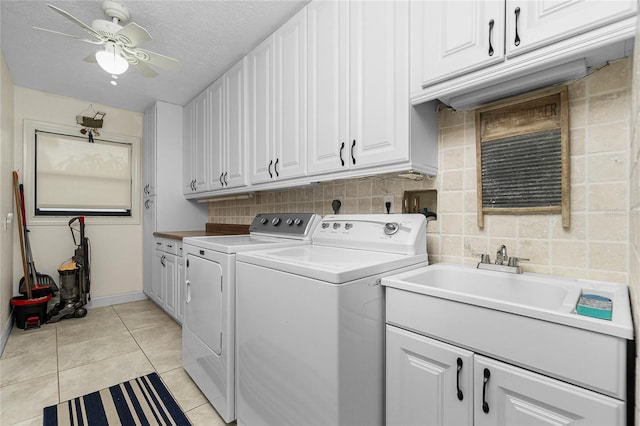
[154, 223, 250, 240]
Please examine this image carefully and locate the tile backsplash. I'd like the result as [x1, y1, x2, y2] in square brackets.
[209, 57, 632, 284]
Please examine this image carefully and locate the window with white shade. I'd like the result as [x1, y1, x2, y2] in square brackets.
[22, 120, 140, 224]
[34, 130, 133, 216]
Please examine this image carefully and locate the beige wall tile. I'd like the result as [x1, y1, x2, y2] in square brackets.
[587, 122, 630, 154]
[518, 216, 551, 240]
[588, 59, 631, 95]
[587, 153, 627, 183]
[589, 242, 627, 272]
[588, 212, 629, 242]
[551, 240, 587, 269]
[588, 91, 630, 126]
[587, 183, 628, 212]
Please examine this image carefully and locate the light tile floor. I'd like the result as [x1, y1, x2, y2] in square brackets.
[0, 299, 228, 426]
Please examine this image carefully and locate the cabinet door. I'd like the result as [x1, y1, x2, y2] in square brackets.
[176, 256, 185, 324]
[142, 104, 156, 197]
[152, 249, 165, 306]
[348, 0, 410, 168]
[142, 197, 156, 298]
[505, 0, 637, 58]
[182, 100, 196, 195]
[164, 253, 177, 318]
[307, 0, 349, 175]
[416, 0, 505, 87]
[208, 79, 225, 190]
[474, 355, 626, 426]
[248, 35, 275, 184]
[193, 91, 209, 192]
[274, 7, 307, 180]
[386, 325, 474, 426]
[224, 58, 247, 189]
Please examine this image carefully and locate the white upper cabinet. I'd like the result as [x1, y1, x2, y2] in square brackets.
[208, 78, 225, 190]
[411, 0, 637, 106]
[308, 0, 413, 175]
[413, 1, 505, 88]
[224, 59, 248, 189]
[183, 91, 208, 195]
[142, 106, 156, 198]
[307, 0, 348, 175]
[349, 0, 410, 168]
[209, 59, 248, 191]
[505, 0, 638, 58]
[248, 8, 307, 185]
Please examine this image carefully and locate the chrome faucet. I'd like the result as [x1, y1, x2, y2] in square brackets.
[475, 244, 529, 274]
[495, 245, 508, 265]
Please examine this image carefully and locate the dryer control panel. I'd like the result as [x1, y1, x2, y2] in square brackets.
[313, 214, 427, 255]
[250, 213, 321, 239]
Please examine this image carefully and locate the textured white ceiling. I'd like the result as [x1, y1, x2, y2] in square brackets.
[1, 0, 308, 112]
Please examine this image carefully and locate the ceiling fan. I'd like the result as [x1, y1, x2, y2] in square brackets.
[34, 1, 181, 78]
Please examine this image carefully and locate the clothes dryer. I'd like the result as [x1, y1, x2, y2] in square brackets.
[181, 213, 321, 423]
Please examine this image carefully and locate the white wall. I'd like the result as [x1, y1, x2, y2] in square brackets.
[12, 87, 144, 302]
[1, 53, 15, 341]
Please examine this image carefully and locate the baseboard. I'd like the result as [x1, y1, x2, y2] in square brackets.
[86, 292, 148, 309]
[0, 314, 13, 358]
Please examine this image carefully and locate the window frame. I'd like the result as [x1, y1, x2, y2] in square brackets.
[23, 120, 141, 225]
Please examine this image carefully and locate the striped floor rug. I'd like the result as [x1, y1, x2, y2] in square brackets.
[43, 372, 191, 426]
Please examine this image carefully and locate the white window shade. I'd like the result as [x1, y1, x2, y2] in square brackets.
[35, 131, 132, 215]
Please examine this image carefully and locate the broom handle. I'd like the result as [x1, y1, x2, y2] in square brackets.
[12, 172, 31, 299]
[19, 184, 39, 289]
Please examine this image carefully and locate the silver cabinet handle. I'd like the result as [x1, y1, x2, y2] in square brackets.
[274, 159, 279, 177]
[339, 142, 345, 166]
[268, 160, 273, 178]
[223, 171, 228, 186]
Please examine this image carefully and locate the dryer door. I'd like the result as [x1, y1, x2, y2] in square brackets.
[185, 254, 223, 355]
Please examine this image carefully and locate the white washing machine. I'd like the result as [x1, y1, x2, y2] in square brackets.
[181, 213, 321, 423]
[235, 214, 428, 426]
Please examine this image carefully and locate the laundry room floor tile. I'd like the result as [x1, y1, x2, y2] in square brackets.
[0, 300, 220, 426]
[0, 372, 58, 426]
[57, 330, 139, 371]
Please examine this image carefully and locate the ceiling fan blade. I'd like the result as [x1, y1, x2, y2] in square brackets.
[133, 61, 159, 78]
[115, 22, 152, 47]
[135, 49, 181, 71]
[47, 4, 104, 40]
[33, 26, 104, 44]
[83, 53, 97, 63]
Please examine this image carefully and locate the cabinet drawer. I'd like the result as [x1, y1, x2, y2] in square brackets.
[163, 240, 178, 255]
[386, 288, 628, 400]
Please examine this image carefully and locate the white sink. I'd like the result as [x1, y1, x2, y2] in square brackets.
[382, 263, 633, 339]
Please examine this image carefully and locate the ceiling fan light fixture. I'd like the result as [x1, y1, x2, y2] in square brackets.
[95, 43, 129, 75]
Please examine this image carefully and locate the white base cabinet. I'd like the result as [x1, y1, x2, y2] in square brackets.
[152, 237, 184, 324]
[387, 325, 626, 426]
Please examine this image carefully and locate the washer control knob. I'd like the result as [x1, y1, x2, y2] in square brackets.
[272, 217, 281, 226]
[333, 223, 341, 229]
[384, 222, 399, 235]
[322, 223, 330, 229]
[294, 218, 303, 226]
[345, 223, 353, 230]
[260, 217, 268, 225]
[286, 218, 294, 226]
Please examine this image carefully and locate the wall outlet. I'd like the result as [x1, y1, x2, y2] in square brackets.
[384, 195, 394, 214]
